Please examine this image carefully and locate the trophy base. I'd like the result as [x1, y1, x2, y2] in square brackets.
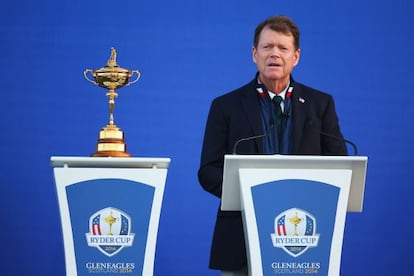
[92, 124, 132, 158]
[92, 151, 132, 158]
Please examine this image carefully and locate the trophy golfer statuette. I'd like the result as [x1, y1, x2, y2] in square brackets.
[84, 48, 141, 157]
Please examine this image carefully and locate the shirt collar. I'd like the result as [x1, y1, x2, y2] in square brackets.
[268, 83, 289, 101]
[256, 78, 290, 101]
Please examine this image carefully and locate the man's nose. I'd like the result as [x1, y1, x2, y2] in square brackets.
[270, 47, 280, 57]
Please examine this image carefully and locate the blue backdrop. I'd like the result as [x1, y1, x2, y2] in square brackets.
[1, 0, 413, 275]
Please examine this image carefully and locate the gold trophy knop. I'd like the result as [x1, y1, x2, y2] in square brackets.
[84, 48, 141, 157]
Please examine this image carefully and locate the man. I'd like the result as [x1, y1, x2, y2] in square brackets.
[198, 15, 347, 275]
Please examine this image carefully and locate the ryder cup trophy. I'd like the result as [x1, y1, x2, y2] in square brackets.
[84, 48, 141, 157]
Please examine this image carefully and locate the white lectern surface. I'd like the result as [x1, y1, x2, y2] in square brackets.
[51, 156, 170, 168]
[51, 156, 170, 276]
[221, 155, 368, 212]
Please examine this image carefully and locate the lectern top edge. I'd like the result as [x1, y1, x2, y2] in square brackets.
[225, 154, 368, 162]
[50, 156, 171, 169]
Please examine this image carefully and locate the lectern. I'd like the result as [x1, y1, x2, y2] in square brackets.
[221, 155, 367, 276]
[51, 156, 170, 276]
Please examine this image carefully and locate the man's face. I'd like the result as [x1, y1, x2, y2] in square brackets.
[252, 26, 300, 84]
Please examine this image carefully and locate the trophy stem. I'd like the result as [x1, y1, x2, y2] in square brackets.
[106, 89, 118, 126]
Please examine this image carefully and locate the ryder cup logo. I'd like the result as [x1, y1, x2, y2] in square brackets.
[271, 208, 319, 257]
[86, 207, 135, 257]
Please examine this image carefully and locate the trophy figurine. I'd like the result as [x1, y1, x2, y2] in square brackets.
[84, 48, 140, 157]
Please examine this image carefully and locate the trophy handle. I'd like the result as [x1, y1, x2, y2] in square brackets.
[84, 69, 97, 85]
[126, 70, 141, 86]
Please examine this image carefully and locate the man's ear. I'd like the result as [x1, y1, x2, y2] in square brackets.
[252, 46, 257, 64]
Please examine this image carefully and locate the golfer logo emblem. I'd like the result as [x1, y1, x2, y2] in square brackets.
[271, 208, 319, 257]
[86, 207, 135, 257]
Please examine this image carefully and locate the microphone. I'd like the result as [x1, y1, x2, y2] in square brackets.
[281, 113, 290, 121]
[232, 119, 274, 154]
[320, 131, 358, 156]
[232, 133, 268, 155]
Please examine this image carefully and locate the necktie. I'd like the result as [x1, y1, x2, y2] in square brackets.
[272, 95, 283, 137]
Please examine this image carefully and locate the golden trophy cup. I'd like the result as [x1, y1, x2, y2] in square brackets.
[84, 47, 141, 157]
[288, 212, 303, 236]
[104, 211, 118, 236]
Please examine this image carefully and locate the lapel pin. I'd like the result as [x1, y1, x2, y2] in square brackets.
[299, 97, 305, 104]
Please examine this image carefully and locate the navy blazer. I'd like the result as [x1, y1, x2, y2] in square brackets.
[198, 76, 347, 270]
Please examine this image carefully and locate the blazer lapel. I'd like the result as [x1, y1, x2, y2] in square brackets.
[240, 81, 263, 152]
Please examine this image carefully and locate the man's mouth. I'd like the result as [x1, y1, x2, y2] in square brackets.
[268, 62, 281, 67]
